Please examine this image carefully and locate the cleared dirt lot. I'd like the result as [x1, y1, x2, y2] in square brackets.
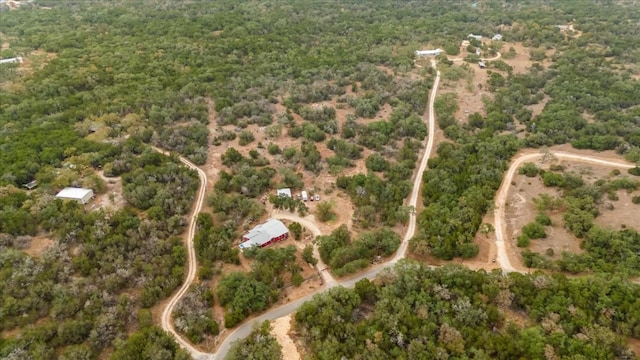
[502, 148, 639, 266]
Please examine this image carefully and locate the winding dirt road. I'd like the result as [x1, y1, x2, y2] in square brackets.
[395, 59, 439, 262]
[159, 60, 441, 360]
[153, 147, 211, 360]
[493, 150, 636, 273]
[156, 51, 638, 358]
[209, 60, 443, 360]
[271, 212, 337, 287]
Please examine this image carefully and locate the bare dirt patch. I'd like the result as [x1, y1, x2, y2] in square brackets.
[271, 315, 302, 360]
[526, 94, 550, 119]
[628, 338, 640, 358]
[22, 236, 55, 257]
[501, 147, 638, 267]
[93, 171, 125, 211]
[501, 42, 534, 74]
[594, 188, 640, 232]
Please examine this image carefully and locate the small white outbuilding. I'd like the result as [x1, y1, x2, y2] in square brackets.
[56, 187, 94, 204]
[277, 188, 292, 198]
[415, 49, 443, 56]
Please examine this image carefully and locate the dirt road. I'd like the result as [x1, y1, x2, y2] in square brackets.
[272, 212, 337, 287]
[493, 150, 636, 273]
[213, 59, 442, 360]
[394, 59, 440, 261]
[153, 148, 211, 359]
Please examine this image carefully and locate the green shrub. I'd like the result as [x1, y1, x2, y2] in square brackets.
[268, 143, 281, 155]
[517, 234, 530, 247]
[238, 130, 255, 146]
[542, 172, 565, 187]
[535, 213, 552, 226]
[518, 162, 539, 177]
[522, 222, 546, 239]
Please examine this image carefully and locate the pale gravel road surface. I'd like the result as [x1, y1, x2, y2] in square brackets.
[211, 61, 442, 360]
[153, 147, 211, 360]
[156, 58, 639, 359]
[493, 151, 636, 273]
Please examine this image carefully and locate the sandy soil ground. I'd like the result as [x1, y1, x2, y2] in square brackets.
[629, 338, 640, 359]
[501, 146, 639, 267]
[271, 315, 302, 360]
[22, 236, 54, 258]
[93, 171, 125, 211]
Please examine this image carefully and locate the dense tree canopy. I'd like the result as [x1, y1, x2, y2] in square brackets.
[2, 0, 640, 357]
[296, 262, 640, 360]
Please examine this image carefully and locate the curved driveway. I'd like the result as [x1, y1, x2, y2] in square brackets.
[272, 212, 337, 287]
[163, 61, 441, 359]
[156, 59, 637, 359]
[493, 151, 636, 272]
[212, 60, 443, 360]
[153, 147, 211, 359]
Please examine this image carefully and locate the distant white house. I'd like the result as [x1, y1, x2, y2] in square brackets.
[56, 187, 94, 204]
[276, 188, 292, 198]
[555, 25, 572, 31]
[0, 57, 22, 65]
[492, 34, 503, 41]
[468, 34, 483, 40]
[415, 48, 443, 56]
[239, 219, 289, 250]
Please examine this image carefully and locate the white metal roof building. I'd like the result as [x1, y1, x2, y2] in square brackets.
[415, 49, 443, 56]
[276, 188, 292, 198]
[239, 219, 289, 250]
[0, 57, 22, 65]
[56, 187, 94, 204]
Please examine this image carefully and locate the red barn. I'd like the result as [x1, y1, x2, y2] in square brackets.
[239, 219, 289, 251]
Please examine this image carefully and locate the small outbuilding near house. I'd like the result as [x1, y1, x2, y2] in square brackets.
[276, 188, 292, 198]
[239, 219, 289, 251]
[415, 49, 443, 56]
[56, 187, 94, 204]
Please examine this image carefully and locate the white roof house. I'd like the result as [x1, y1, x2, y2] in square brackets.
[0, 57, 22, 65]
[276, 188, 292, 198]
[56, 187, 94, 204]
[415, 49, 443, 56]
[492, 34, 503, 41]
[239, 219, 289, 250]
[468, 34, 483, 40]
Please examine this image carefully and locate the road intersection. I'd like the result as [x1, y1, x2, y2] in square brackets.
[157, 58, 638, 359]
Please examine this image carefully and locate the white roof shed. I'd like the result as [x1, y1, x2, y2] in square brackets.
[277, 188, 292, 198]
[415, 49, 443, 56]
[56, 187, 94, 204]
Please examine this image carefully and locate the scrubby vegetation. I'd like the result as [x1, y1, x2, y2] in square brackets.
[520, 168, 640, 275]
[2, 0, 640, 357]
[296, 263, 640, 359]
[317, 225, 400, 277]
[0, 151, 196, 358]
[225, 321, 282, 360]
[216, 245, 304, 327]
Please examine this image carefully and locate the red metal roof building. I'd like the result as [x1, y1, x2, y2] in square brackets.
[239, 219, 289, 251]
